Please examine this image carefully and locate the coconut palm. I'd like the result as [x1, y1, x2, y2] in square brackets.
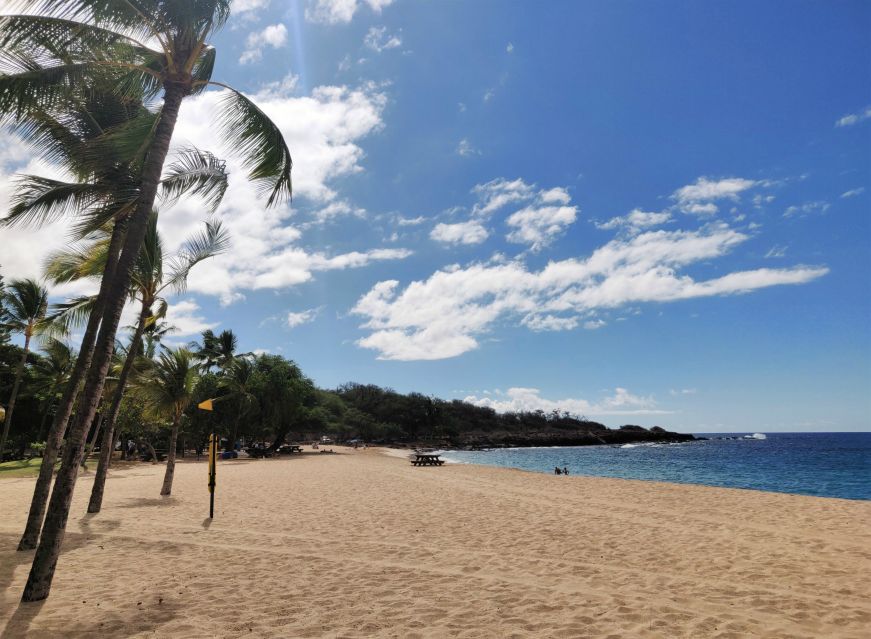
[12, 89, 228, 552]
[133, 347, 198, 496]
[0, 278, 48, 458]
[1, 2, 292, 599]
[44, 211, 229, 513]
[219, 356, 257, 452]
[29, 338, 77, 442]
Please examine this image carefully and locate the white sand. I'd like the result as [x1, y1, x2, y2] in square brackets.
[1, 447, 869, 638]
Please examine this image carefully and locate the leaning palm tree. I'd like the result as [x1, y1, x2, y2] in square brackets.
[1, 2, 292, 599]
[0, 278, 48, 458]
[29, 338, 77, 442]
[133, 347, 198, 496]
[11, 90, 229, 553]
[44, 211, 229, 513]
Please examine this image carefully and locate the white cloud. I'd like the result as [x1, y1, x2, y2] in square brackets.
[784, 201, 830, 217]
[352, 226, 828, 360]
[456, 138, 480, 157]
[596, 208, 671, 233]
[430, 221, 489, 245]
[287, 308, 319, 328]
[583, 318, 606, 330]
[841, 187, 865, 198]
[835, 105, 871, 127]
[240, 23, 288, 64]
[164, 300, 219, 337]
[463, 387, 670, 417]
[363, 26, 402, 53]
[521, 314, 579, 332]
[306, 0, 395, 24]
[472, 177, 535, 216]
[0, 79, 409, 307]
[233, 0, 270, 13]
[672, 177, 757, 214]
[506, 42, 514, 53]
[505, 204, 577, 250]
[311, 200, 366, 222]
[396, 215, 426, 226]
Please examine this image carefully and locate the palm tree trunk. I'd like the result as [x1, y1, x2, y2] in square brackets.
[17, 219, 126, 551]
[81, 415, 102, 469]
[87, 305, 149, 513]
[22, 83, 188, 602]
[160, 413, 181, 496]
[0, 333, 32, 459]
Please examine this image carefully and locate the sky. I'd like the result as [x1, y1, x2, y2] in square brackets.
[1, 0, 870, 433]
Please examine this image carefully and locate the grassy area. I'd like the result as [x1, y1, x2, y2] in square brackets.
[0, 457, 47, 478]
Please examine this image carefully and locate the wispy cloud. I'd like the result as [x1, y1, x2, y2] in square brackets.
[835, 105, 871, 127]
[456, 138, 480, 157]
[364, 26, 402, 53]
[306, 0, 395, 24]
[287, 308, 320, 329]
[464, 387, 671, 417]
[353, 226, 828, 360]
[841, 187, 865, 198]
[784, 201, 830, 217]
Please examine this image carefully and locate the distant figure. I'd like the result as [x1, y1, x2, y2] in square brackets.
[563, 466, 569, 475]
[554, 466, 562, 475]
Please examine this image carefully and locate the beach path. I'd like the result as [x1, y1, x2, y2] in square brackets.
[1, 449, 869, 638]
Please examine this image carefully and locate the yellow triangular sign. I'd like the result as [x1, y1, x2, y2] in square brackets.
[198, 399, 214, 411]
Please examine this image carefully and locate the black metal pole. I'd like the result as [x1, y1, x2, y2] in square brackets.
[209, 433, 216, 519]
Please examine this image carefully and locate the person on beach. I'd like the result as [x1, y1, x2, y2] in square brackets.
[554, 467, 562, 475]
[563, 467, 569, 475]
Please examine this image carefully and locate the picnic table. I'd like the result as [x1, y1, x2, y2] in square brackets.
[411, 453, 445, 466]
[278, 444, 303, 455]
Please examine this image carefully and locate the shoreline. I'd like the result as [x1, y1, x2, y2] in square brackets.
[380, 446, 870, 502]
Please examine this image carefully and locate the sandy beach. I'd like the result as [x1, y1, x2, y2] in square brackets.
[1, 449, 869, 638]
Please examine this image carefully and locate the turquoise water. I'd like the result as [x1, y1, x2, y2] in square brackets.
[440, 432, 871, 500]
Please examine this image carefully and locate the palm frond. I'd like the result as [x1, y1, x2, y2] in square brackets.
[44, 238, 109, 284]
[213, 86, 292, 207]
[190, 45, 215, 94]
[163, 218, 229, 294]
[160, 146, 228, 212]
[3, 176, 99, 228]
[44, 295, 98, 331]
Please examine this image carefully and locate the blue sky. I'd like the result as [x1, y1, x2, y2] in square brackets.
[1, 0, 869, 432]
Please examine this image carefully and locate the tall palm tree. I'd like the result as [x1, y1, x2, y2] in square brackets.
[0, 278, 48, 458]
[220, 356, 257, 452]
[1, 3, 292, 599]
[43, 211, 229, 513]
[29, 338, 77, 442]
[133, 347, 198, 496]
[11, 90, 228, 552]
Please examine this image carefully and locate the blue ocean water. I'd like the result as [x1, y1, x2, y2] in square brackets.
[440, 432, 871, 500]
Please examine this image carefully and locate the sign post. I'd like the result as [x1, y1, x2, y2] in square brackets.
[198, 399, 216, 519]
[208, 433, 217, 519]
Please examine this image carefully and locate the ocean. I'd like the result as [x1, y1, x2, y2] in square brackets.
[440, 432, 871, 500]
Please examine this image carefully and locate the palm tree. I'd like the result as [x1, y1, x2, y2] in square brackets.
[0, 278, 48, 458]
[133, 347, 198, 496]
[1, 3, 292, 599]
[11, 90, 228, 552]
[47, 212, 229, 513]
[220, 356, 257, 452]
[29, 338, 77, 442]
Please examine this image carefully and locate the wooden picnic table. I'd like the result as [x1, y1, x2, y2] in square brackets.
[411, 453, 445, 466]
[277, 444, 303, 455]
